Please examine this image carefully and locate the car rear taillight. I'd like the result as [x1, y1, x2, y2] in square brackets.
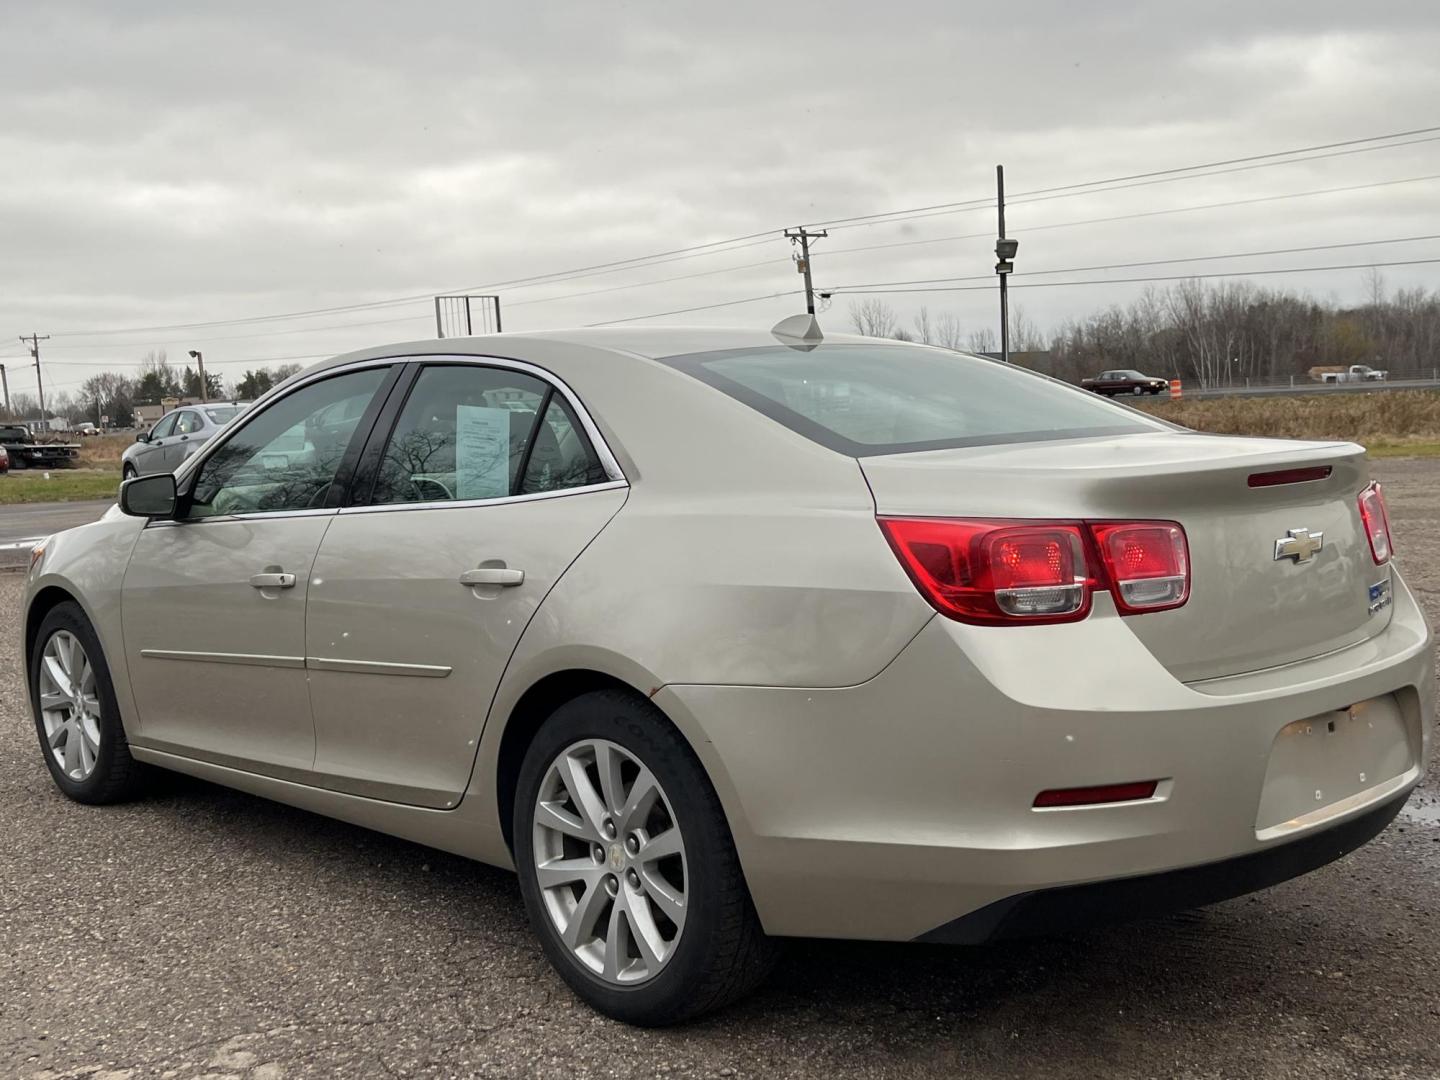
[1090, 522, 1189, 613]
[877, 519, 1093, 625]
[1357, 481, 1393, 565]
[878, 517, 1190, 625]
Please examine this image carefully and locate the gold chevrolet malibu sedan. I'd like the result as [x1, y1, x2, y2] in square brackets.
[24, 323, 1434, 1024]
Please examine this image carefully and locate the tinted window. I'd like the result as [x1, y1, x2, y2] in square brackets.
[370, 365, 547, 505]
[188, 367, 387, 517]
[520, 395, 607, 495]
[149, 413, 178, 439]
[662, 344, 1163, 455]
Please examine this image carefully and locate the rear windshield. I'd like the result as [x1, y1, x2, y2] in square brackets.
[660, 344, 1164, 455]
[204, 406, 241, 424]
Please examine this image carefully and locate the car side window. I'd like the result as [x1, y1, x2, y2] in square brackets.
[368, 365, 553, 505]
[149, 414, 178, 440]
[519, 394, 608, 495]
[175, 411, 203, 435]
[186, 367, 388, 518]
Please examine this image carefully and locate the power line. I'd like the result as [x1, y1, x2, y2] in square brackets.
[828, 256, 1440, 296]
[825, 233, 1440, 290]
[585, 290, 805, 327]
[805, 125, 1440, 230]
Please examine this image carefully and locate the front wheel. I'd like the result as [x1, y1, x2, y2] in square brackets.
[1131, 385, 1144, 395]
[514, 690, 777, 1025]
[30, 601, 148, 804]
[122, 462, 137, 481]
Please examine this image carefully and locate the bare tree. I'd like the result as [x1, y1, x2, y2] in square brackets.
[966, 327, 997, 353]
[849, 298, 898, 338]
[933, 312, 966, 350]
[912, 306, 934, 345]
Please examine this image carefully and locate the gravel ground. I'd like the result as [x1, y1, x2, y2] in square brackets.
[1, 459, 1438, 1079]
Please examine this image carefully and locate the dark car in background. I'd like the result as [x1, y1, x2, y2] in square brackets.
[1082, 369, 1169, 396]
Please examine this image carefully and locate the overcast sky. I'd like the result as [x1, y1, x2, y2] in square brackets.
[3, 0, 1439, 399]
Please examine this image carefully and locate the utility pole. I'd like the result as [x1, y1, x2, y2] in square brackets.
[19, 333, 49, 422]
[188, 349, 209, 402]
[993, 166, 1019, 364]
[785, 227, 828, 315]
[0, 364, 9, 415]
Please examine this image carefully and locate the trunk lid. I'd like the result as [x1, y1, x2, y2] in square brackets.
[860, 432, 1389, 682]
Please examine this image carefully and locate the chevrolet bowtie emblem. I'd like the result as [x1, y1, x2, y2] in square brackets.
[1274, 527, 1324, 563]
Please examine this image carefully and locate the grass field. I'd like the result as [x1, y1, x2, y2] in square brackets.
[1136, 390, 1440, 456]
[0, 469, 119, 504]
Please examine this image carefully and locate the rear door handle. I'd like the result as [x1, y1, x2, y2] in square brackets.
[250, 572, 296, 589]
[459, 568, 524, 587]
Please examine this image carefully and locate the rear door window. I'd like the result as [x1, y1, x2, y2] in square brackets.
[660, 344, 1164, 456]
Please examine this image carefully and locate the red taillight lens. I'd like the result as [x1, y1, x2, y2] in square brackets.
[1090, 522, 1190, 613]
[878, 518, 1092, 625]
[1357, 482, 1393, 565]
[879, 517, 1190, 625]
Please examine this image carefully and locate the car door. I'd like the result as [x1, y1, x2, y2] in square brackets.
[135, 412, 178, 474]
[120, 364, 398, 777]
[304, 360, 627, 807]
[166, 409, 205, 470]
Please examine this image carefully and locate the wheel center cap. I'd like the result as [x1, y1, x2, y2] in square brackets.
[608, 844, 625, 870]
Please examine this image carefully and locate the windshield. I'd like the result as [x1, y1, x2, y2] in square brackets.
[660, 344, 1165, 456]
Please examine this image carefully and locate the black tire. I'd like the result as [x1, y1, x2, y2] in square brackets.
[514, 689, 778, 1025]
[1131, 385, 1144, 395]
[29, 601, 148, 805]
[122, 463, 137, 481]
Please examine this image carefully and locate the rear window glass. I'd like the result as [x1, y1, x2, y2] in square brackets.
[205, 406, 241, 424]
[660, 344, 1164, 455]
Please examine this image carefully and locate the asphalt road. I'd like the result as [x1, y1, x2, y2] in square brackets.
[1, 460, 1438, 1078]
[0, 499, 113, 544]
[1179, 377, 1440, 401]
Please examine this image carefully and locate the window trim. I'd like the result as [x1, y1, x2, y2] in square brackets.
[160, 362, 403, 525]
[343, 356, 626, 515]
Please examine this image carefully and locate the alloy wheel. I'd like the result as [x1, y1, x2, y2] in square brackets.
[531, 738, 688, 985]
[38, 630, 102, 782]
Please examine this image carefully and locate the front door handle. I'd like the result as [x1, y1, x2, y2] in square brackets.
[250, 572, 296, 589]
[459, 567, 524, 587]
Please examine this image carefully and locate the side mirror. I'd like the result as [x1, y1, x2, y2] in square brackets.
[135, 432, 150, 443]
[119, 473, 177, 518]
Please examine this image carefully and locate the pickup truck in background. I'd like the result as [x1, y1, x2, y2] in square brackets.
[1080, 369, 1170, 396]
[0, 425, 81, 468]
[1308, 364, 1388, 383]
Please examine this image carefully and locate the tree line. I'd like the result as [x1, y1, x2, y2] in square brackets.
[2, 351, 303, 428]
[850, 272, 1440, 387]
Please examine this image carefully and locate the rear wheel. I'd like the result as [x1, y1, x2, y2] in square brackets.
[30, 601, 147, 804]
[514, 689, 777, 1025]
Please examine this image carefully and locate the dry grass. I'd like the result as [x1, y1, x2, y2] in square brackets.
[1136, 390, 1440, 455]
[72, 432, 133, 470]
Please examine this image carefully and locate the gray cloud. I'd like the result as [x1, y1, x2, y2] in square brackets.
[3, 0, 1439, 396]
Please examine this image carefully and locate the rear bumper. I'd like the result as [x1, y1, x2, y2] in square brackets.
[918, 789, 1408, 943]
[657, 571, 1433, 942]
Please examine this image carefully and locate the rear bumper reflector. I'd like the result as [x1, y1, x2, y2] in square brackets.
[1033, 780, 1159, 808]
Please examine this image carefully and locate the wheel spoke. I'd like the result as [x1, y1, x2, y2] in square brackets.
[624, 887, 667, 971]
[62, 722, 81, 775]
[561, 878, 611, 950]
[46, 721, 67, 749]
[42, 655, 72, 699]
[595, 742, 626, 816]
[79, 717, 101, 759]
[557, 753, 608, 837]
[602, 900, 627, 981]
[535, 857, 601, 891]
[40, 690, 69, 713]
[639, 827, 683, 861]
[638, 867, 686, 926]
[534, 800, 593, 842]
[617, 769, 659, 832]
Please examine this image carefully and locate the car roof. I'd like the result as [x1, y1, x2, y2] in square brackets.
[293, 325, 912, 382]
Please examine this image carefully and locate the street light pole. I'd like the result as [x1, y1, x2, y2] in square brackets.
[188, 349, 209, 402]
[994, 166, 1018, 364]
